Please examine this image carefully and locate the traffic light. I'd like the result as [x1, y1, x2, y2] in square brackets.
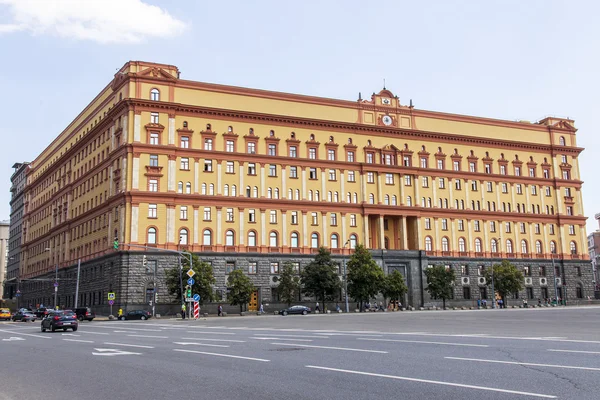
[113, 238, 119, 250]
[142, 255, 147, 268]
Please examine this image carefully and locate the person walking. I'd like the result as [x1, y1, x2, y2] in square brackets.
[118, 308, 123, 318]
[218, 304, 223, 316]
[259, 303, 264, 314]
[181, 304, 186, 320]
[315, 302, 320, 313]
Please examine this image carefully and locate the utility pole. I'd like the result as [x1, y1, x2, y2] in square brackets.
[74, 259, 81, 308]
[54, 263, 58, 309]
[491, 264, 495, 309]
[343, 240, 350, 313]
[551, 255, 558, 305]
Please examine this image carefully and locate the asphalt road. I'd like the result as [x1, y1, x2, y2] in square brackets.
[2, 307, 600, 400]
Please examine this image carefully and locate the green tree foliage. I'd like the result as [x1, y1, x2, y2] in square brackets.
[165, 254, 215, 305]
[424, 265, 455, 310]
[483, 260, 524, 304]
[227, 268, 256, 313]
[301, 247, 341, 307]
[381, 270, 408, 305]
[277, 262, 301, 306]
[347, 244, 384, 310]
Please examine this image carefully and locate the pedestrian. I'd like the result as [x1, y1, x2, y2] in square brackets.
[259, 303, 264, 314]
[379, 301, 384, 312]
[181, 304, 186, 319]
[118, 308, 123, 317]
[523, 299, 528, 308]
[477, 299, 481, 308]
[335, 303, 340, 312]
[315, 302, 320, 312]
[218, 304, 223, 316]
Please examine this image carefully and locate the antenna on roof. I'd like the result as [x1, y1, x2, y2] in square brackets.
[358, 92, 362, 101]
[383, 79, 386, 90]
[410, 99, 414, 108]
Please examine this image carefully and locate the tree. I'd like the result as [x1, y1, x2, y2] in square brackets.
[381, 270, 408, 308]
[301, 247, 341, 308]
[277, 262, 301, 306]
[483, 260, 524, 305]
[347, 244, 384, 311]
[424, 265, 455, 310]
[226, 269, 255, 313]
[165, 254, 215, 305]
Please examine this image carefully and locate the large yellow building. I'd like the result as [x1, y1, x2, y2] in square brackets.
[16, 61, 590, 312]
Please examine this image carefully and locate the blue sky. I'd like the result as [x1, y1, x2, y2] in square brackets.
[1, 0, 598, 233]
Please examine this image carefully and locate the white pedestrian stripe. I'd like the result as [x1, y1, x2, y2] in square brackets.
[126, 334, 168, 339]
[358, 338, 489, 348]
[63, 339, 94, 343]
[180, 338, 246, 343]
[445, 357, 600, 371]
[270, 343, 388, 354]
[77, 331, 109, 335]
[184, 331, 236, 335]
[173, 342, 230, 348]
[174, 349, 270, 362]
[0, 329, 50, 339]
[92, 348, 141, 356]
[2, 337, 25, 341]
[305, 365, 556, 398]
[62, 333, 81, 337]
[104, 342, 155, 349]
[252, 334, 329, 339]
[548, 349, 600, 355]
[253, 337, 313, 342]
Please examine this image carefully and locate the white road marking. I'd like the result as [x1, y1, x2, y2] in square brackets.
[77, 331, 109, 335]
[270, 343, 388, 354]
[62, 333, 81, 337]
[305, 365, 556, 399]
[390, 332, 600, 344]
[0, 329, 50, 339]
[92, 348, 141, 356]
[314, 332, 382, 337]
[173, 342, 230, 348]
[548, 349, 600, 355]
[63, 339, 94, 343]
[174, 349, 270, 362]
[252, 333, 329, 339]
[358, 338, 489, 348]
[126, 334, 168, 339]
[180, 337, 246, 343]
[2, 337, 25, 341]
[104, 342, 155, 349]
[252, 337, 313, 342]
[114, 331, 129, 333]
[96, 326, 163, 333]
[184, 331, 236, 335]
[445, 357, 600, 371]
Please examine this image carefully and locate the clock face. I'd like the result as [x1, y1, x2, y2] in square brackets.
[382, 98, 391, 105]
[382, 115, 393, 126]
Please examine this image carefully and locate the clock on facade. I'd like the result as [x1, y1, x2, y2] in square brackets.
[382, 98, 391, 105]
[382, 115, 393, 126]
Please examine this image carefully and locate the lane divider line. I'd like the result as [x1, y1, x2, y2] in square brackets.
[445, 357, 600, 371]
[270, 343, 388, 354]
[173, 349, 270, 362]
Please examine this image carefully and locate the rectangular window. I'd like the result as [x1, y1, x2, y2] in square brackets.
[248, 209, 256, 222]
[438, 178, 445, 189]
[403, 156, 411, 166]
[309, 168, 317, 180]
[534, 224, 541, 234]
[270, 262, 280, 274]
[549, 224, 555, 235]
[203, 207, 211, 221]
[461, 265, 469, 276]
[350, 214, 357, 227]
[531, 185, 537, 195]
[441, 219, 448, 231]
[505, 222, 511, 233]
[543, 169, 550, 179]
[474, 220, 480, 232]
[453, 161, 460, 171]
[328, 149, 336, 161]
[529, 167, 535, 177]
[515, 166, 521, 176]
[180, 158, 190, 170]
[248, 163, 256, 175]
[367, 172, 375, 183]
[471, 180, 478, 191]
[248, 262, 257, 274]
[469, 162, 476, 173]
[311, 212, 318, 225]
[247, 142, 256, 154]
[226, 140, 234, 152]
[478, 266, 485, 276]
[502, 183, 508, 193]
[516, 184, 522, 194]
[204, 139, 213, 151]
[500, 165, 506, 175]
[309, 148, 317, 159]
[150, 112, 159, 124]
[180, 136, 189, 148]
[226, 208, 234, 222]
[566, 206, 573, 216]
[486, 182, 493, 192]
[291, 211, 298, 225]
[180, 206, 188, 220]
[148, 179, 158, 192]
[404, 175, 412, 186]
[437, 159, 444, 169]
[490, 221, 496, 233]
[149, 154, 159, 167]
[347, 151, 355, 162]
[386, 173, 394, 185]
[347, 171, 356, 182]
[203, 159, 212, 172]
[148, 204, 157, 218]
[330, 213, 337, 226]
[455, 179, 462, 190]
[520, 223, 526, 234]
[289, 146, 297, 158]
[329, 169, 337, 181]
[225, 262, 235, 274]
[424, 218, 431, 230]
[268, 144, 277, 156]
[150, 133, 159, 145]
[289, 166, 298, 178]
[226, 161, 235, 174]
[270, 210, 277, 224]
[269, 164, 277, 177]
[569, 225, 575, 235]
[484, 164, 491, 174]
[366, 153, 374, 163]
[458, 219, 464, 231]
[524, 266, 531, 276]
[422, 176, 429, 188]
[420, 158, 427, 168]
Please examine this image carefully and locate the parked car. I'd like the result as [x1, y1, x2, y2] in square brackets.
[41, 311, 78, 332]
[12, 310, 36, 322]
[279, 305, 311, 316]
[34, 307, 51, 318]
[73, 307, 95, 322]
[119, 310, 151, 321]
[0, 308, 11, 320]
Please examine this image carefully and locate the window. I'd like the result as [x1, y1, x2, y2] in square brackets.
[201, 183, 207, 195]
[180, 206, 188, 220]
[458, 238, 466, 252]
[179, 229, 188, 245]
[490, 221, 496, 233]
[441, 219, 448, 231]
[514, 166, 521, 176]
[226, 140, 234, 152]
[521, 240, 528, 254]
[330, 234, 339, 248]
[226, 208, 234, 222]
[458, 220, 464, 231]
[226, 262, 235, 274]
[500, 165, 506, 175]
[268, 144, 277, 156]
[330, 213, 337, 226]
[438, 178, 445, 189]
[149, 154, 159, 167]
[463, 287, 471, 300]
[289, 166, 298, 178]
[561, 155, 567, 164]
[203, 160, 212, 172]
[539, 265, 546, 276]
[247, 142, 256, 154]
[506, 239, 513, 253]
[425, 236, 433, 251]
[471, 180, 478, 191]
[420, 158, 428, 168]
[147, 228, 157, 244]
[491, 239, 498, 253]
[403, 156, 411, 166]
[569, 225, 575, 235]
[424, 218, 431, 230]
[570, 241, 577, 254]
[309, 168, 317, 180]
[367, 172, 375, 183]
[349, 234, 357, 249]
[203, 229, 212, 245]
[329, 169, 337, 181]
[550, 241, 556, 254]
[309, 148, 317, 159]
[437, 159, 444, 169]
[421, 176, 429, 188]
[350, 214, 357, 227]
[520, 223, 526, 234]
[441, 237, 449, 252]
[150, 112, 159, 124]
[366, 153, 374, 163]
[148, 204, 157, 218]
[225, 230, 235, 246]
[311, 212, 318, 225]
[203, 207, 211, 221]
[328, 149, 336, 161]
[247, 231, 257, 246]
[474, 220, 480, 232]
[248, 262, 257, 274]
[455, 179, 462, 190]
[559, 136, 566, 146]
[269, 232, 278, 247]
[226, 161, 235, 174]
[269, 164, 277, 177]
[475, 238, 482, 253]
[177, 181, 183, 193]
[248, 163, 256, 175]
[576, 266, 582, 277]
[248, 209, 256, 223]
[203, 139, 213, 151]
[289, 146, 297, 158]
[453, 161, 460, 171]
[148, 179, 158, 192]
[290, 232, 299, 248]
[386, 174, 394, 184]
[536, 241, 542, 254]
[180, 157, 189, 170]
[270, 210, 277, 224]
[404, 175, 412, 186]
[311, 233, 319, 248]
[505, 222, 511, 233]
[347, 151, 355, 162]
[347, 171, 356, 182]
[150, 88, 160, 101]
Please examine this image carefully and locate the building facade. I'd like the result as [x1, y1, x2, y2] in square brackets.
[4, 162, 29, 300]
[0, 220, 8, 299]
[587, 213, 600, 295]
[15, 61, 590, 314]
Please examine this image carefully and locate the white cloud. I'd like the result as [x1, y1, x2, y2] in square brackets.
[0, 0, 187, 44]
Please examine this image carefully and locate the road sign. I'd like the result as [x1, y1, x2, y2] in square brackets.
[193, 301, 200, 319]
[187, 278, 195, 285]
[193, 294, 200, 302]
[108, 300, 114, 306]
[186, 269, 195, 278]
[185, 298, 194, 302]
[53, 282, 59, 287]
[108, 292, 116, 301]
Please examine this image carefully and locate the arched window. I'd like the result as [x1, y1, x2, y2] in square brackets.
[295, 189, 300, 200]
[330, 234, 339, 249]
[225, 230, 235, 246]
[425, 236, 433, 251]
[246, 186, 251, 197]
[535, 240, 542, 254]
[570, 241, 577, 254]
[185, 182, 191, 194]
[203, 229, 212, 245]
[550, 241, 557, 254]
[458, 237, 466, 252]
[150, 88, 160, 101]
[267, 188, 272, 199]
[231, 185, 236, 196]
[328, 191, 332, 202]
[442, 237, 449, 252]
[247, 231, 257, 247]
[311, 233, 319, 248]
[147, 228, 157, 244]
[369, 194, 375, 204]
[308, 190, 313, 201]
[315, 191, 320, 201]
[178, 181, 183, 193]
[407, 196, 412, 206]
[384, 195, 390, 205]
[224, 184, 229, 196]
[347, 192, 351, 203]
[334, 192, 339, 202]
[353, 193, 358, 203]
[201, 183, 207, 195]
[559, 136, 566, 146]
[253, 186, 258, 198]
[274, 188, 279, 199]
[391, 195, 397, 206]
[290, 232, 299, 248]
[491, 239, 498, 253]
[521, 240, 528, 254]
[209, 184, 215, 195]
[475, 238, 482, 253]
[506, 239, 513, 254]
[179, 229, 188, 245]
[349, 234, 358, 249]
[288, 189, 293, 199]
[427, 198, 432, 208]
[269, 232, 278, 247]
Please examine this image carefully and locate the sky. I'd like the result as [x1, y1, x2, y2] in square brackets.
[0, 0, 598, 233]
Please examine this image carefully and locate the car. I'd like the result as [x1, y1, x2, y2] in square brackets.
[0, 309, 11, 320]
[41, 311, 78, 332]
[12, 311, 36, 322]
[119, 310, 151, 321]
[73, 307, 95, 322]
[279, 305, 311, 316]
[34, 307, 51, 319]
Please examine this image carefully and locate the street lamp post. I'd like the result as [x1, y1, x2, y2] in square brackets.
[491, 263, 495, 309]
[343, 240, 350, 313]
[551, 254, 558, 305]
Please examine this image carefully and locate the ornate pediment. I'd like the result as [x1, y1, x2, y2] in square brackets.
[137, 67, 178, 82]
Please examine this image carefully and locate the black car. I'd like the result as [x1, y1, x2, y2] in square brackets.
[12, 311, 37, 322]
[279, 305, 311, 316]
[34, 307, 51, 318]
[73, 307, 95, 322]
[120, 310, 151, 321]
[41, 311, 78, 332]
